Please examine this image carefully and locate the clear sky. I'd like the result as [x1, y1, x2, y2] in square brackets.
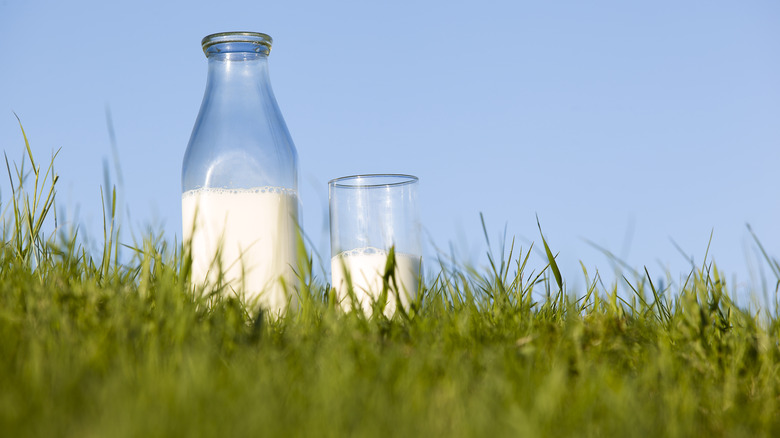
[1, 0, 779, 304]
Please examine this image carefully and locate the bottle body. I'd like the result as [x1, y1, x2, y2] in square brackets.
[182, 32, 299, 315]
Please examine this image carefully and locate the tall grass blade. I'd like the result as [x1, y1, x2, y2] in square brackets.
[536, 214, 562, 292]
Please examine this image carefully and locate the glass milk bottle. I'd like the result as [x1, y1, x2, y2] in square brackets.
[182, 32, 299, 316]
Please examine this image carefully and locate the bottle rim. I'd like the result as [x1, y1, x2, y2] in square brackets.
[329, 174, 419, 189]
[201, 32, 273, 55]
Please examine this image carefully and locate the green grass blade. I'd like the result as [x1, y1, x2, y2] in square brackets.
[536, 214, 562, 292]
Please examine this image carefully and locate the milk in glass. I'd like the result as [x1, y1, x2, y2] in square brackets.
[331, 247, 420, 317]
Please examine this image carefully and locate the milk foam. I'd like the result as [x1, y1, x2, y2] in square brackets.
[331, 247, 421, 317]
[182, 187, 299, 315]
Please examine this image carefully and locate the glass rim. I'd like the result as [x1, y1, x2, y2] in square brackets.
[329, 174, 419, 189]
[201, 32, 273, 54]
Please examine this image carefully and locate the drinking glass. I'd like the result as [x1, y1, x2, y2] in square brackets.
[329, 174, 421, 316]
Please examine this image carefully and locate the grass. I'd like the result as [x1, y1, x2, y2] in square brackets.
[1, 126, 780, 437]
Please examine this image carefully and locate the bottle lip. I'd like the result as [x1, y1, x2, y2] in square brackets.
[329, 174, 419, 189]
[201, 32, 273, 56]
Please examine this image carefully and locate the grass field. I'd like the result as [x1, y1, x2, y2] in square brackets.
[2, 128, 780, 437]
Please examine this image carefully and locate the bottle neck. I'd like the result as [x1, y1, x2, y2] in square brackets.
[201, 33, 273, 88]
[205, 53, 271, 93]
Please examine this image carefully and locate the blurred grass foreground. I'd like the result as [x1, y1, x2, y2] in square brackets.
[2, 124, 780, 437]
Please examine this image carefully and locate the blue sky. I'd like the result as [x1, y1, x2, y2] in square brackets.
[1, 0, 779, 303]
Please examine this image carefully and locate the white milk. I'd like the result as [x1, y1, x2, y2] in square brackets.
[182, 187, 299, 315]
[331, 247, 421, 317]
